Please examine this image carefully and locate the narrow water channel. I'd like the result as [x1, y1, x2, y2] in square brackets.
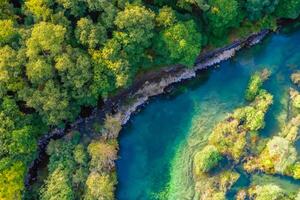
[116, 27, 300, 200]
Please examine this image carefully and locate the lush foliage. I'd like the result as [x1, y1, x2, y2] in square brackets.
[1, 0, 300, 198]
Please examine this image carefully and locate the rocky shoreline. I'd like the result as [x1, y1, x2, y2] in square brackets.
[25, 29, 270, 187]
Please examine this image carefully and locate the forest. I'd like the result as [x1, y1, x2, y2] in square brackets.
[1, 0, 300, 199]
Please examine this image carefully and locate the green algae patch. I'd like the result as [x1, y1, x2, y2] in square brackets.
[244, 117, 300, 180]
[208, 90, 273, 162]
[244, 136, 297, 175]
[244, 84, 300, 179]
[193, 145, 222, 176]
[245, 69, 271, 101]
[194, 170, 240, 200]
[189, 70, 274, 199]
[238, 184, 291, 200]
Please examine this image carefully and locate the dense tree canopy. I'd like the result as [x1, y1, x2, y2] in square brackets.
[245, 0, 279, 20]
[205, 0, 241, 36]
[155, 20, 202, 66]
[75, 18, 107, 49]
[275, 0, 300, 19]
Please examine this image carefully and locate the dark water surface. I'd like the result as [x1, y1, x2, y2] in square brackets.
[116, 28, 300, 200]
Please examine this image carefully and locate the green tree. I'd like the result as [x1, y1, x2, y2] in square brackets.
[275, 0, 300, 19]
[87, 140, 118, 172]
[85, 172, 116, 200]
[177, 0, 210, 11]
[40, 168, 74, 200]
[156, 6, 177, 28]
[245, 72, 264, 101]
[55, 47, 95, 105]
[75, 18, 107, 49]
[8, 126, 37, 159]
[114, 4, 155, 58]
[0, 19, 18, 45]
[46, 139, 76, 173]
[91, 39, 130, 89]
[0, 98, 29, 157]
[26, 57, 54, 84]
[56, 0, 87, 17]
[0, 0, 16, 20]
[73, 144, 88, 165]
[205, 0, 241, 36]
[0, 159, 26, 200]
[155, 20, 202, 67]
[24, 0, 54, 21]
[245, 0, 279, 20]
[19, 80, 73, 125]
[0, 46, 25, 94]
[84, 0, 118, 28]
[26, 22, 66, 58]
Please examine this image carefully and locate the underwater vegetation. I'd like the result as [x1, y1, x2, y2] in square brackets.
[190, 69, 300, 199]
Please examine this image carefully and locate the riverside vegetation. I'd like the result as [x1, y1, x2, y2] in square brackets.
[1, 0, 300, 199]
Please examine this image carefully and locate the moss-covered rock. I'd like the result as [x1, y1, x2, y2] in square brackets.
[290, 88, 300, 109]
[237, 184, 294, 200]
[279, 115, 300, 143]
[291, 162, 300, 179]
[245, 69, 270, 101]
[193, 145, 222, 175]
[244, 136, 297, 175]
[194, 170, 240, 200]
[291, 71, 300, 86]
[209, 90, 273, 162]
[248, 184, 288, 200]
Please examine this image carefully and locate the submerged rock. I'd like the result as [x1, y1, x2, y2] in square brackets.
[291, 71, 300, 86]
[193, 145, 222, 176]
[248, 184, 289, 200]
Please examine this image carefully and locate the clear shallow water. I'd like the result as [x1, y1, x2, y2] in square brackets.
[116, 28, 300, 200]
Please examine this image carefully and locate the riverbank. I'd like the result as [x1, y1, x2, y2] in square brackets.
[25, 28, 271, 187]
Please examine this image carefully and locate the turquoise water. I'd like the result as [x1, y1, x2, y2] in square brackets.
[116, 28, 300, 200]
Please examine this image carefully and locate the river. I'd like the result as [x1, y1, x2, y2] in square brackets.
[116, 26, 300, 200]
